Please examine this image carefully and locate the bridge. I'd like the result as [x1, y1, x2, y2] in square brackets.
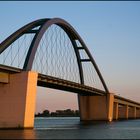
[0, 18, 140, 129]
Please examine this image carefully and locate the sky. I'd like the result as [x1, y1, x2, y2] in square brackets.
[0, 1, 140, 113]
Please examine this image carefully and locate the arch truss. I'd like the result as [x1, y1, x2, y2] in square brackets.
[0, 18, 109, 94]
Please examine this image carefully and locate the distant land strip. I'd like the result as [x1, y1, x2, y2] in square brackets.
[35, 109, 79, 117]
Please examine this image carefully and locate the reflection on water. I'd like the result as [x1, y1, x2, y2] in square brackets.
[0, 129, 36, 139]
[1, 117, 140, 139]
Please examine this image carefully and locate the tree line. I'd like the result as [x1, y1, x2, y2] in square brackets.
[35, 109, 79, 117]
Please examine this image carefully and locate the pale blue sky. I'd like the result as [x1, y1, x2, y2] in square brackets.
[0, 1, 140, 112]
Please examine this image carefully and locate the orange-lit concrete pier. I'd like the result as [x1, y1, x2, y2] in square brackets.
[113, 95, 140, 120]
[0, 71, 38, 129]
[79, 94, 140, 122]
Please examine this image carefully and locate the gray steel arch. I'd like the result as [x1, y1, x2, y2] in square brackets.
[0, 18, 109, 93]
[0, 19, 48, 53]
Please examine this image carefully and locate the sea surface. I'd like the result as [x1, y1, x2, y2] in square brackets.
[1, 117, 140, 139]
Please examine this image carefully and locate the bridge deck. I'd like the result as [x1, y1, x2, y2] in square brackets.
[114, 95, 140, 108]
[0, 64, 106, 96]
[1, 64, 140, 107]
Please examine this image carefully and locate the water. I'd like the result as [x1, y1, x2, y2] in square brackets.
[1, 117, 140, 139]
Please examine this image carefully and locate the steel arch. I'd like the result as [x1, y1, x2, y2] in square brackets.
[0, 18, 109, 93]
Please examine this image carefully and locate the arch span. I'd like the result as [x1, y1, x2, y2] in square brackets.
[0, 18, 109, 93]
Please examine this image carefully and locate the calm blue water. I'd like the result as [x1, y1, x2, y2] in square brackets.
[1, 117, 140, 139]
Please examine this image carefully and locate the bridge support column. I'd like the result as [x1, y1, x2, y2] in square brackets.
[136, 108, 140, 118]
[113, 102, 119, 120]
[0, 71, 38, 129]
[129, 106, 136, 119]
[79, 93, 114, 121]
[134, 107, 136, 119]
[118, 105, 128, 119]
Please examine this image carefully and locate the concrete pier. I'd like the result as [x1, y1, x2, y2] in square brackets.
[129, 106, 136, 119]
[113, 102, 119, 120]
[136, 108, 140, 118]
[118, 105, 128, 119]
[79, 93, 140, 121]
[79, 93, 114, 121]
[0, 71, 38, 129]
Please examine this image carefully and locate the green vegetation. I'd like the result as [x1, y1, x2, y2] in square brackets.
[35, 109, 79, 117]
